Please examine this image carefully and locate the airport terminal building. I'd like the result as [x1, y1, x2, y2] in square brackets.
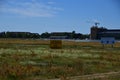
[90, 26, 120, 40]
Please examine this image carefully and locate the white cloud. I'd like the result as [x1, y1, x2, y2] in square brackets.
[1, 0, 63, 17]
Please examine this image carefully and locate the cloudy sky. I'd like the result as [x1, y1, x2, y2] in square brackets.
[0, 0, 120, 34]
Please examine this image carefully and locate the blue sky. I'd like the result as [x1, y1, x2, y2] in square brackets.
[0, 0, 120, 34]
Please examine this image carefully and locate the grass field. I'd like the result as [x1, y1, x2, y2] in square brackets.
[0, 39, 120, 80]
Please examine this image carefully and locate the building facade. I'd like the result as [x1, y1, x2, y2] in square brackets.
[50, 32, 73, 39]
[90, 26, 120, 40]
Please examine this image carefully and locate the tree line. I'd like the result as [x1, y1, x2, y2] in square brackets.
[0, 32, 40, 38]
[0, 31, 90, 39]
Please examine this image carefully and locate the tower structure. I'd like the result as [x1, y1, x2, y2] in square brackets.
[90, 26, 98, 40]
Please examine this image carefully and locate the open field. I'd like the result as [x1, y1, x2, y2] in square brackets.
[0, 39, 120, 80]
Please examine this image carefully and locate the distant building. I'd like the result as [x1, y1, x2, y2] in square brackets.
[90, 26, 120, 40]
[50, 36, 68, 39]
[50, 32, 73, 39]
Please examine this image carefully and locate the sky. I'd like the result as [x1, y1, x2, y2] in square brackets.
[0, 0, 120, 34]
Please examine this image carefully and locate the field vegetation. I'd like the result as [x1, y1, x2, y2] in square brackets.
[0, 39, 120, 80]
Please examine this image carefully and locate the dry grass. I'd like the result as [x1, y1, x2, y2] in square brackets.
[0, 38, 49, 45]
[0, 39, 120, 80]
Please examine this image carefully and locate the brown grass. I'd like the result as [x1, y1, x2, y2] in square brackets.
[0, 39, 120, 80]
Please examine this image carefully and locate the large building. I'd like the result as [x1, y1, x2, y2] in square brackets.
[90, 26, 120, 40]
[50, 32, 73, 39]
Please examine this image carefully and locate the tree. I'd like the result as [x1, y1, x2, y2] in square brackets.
[0, 32, 41, 38]
[71, 31, 76, 39]
[41, 32, 50, 38]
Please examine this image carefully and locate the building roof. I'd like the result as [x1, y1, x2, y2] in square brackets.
[51, 32, 72, 36]
[107, 29, 120, 31]
[50, 36, 68, 39]
[99, 29, 120, 34]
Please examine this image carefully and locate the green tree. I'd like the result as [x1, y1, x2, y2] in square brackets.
[41, 32, 50, 38]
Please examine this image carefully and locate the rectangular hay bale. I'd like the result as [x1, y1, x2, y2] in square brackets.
[50, 40, 62, 49]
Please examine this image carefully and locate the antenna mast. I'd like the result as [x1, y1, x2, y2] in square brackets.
[94, 22, 100, 26]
